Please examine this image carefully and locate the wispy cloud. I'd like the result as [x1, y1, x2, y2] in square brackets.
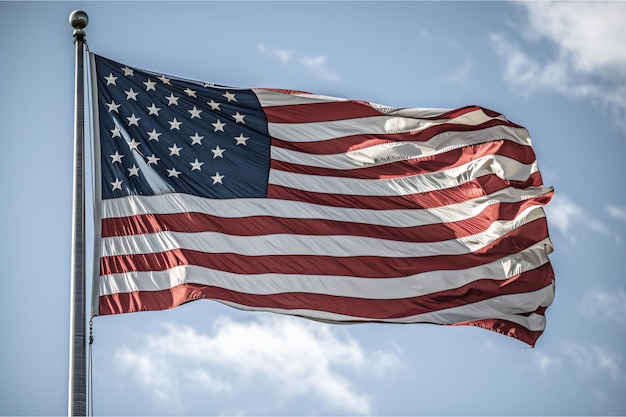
[113, 315, 401, 415]
[522, 2, 626, 75]
[258, 44, 339, 82]
[530, 341, 626, 390]
[564, 343, 626, 383]
[533, 350, 562, 373]
[116, 345, 178, 403]
[444, 55, 473, 85]
[257, 44, 293, 64]
[544, 194, 609, 242]
[491, 2, 626, 130]
[608, 205, 626, 221]
[300, 55, 339, 82]
[581, 289, 626, 326]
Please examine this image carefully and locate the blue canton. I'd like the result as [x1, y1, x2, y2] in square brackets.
[94, 54, 271, 200]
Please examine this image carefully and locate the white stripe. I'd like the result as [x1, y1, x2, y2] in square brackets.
[267, 114, 531, 144]
[370, 105, 476, 120]
[99, 238, 552, 297]
[269, 155, 539, 196]
[268, 116, 428, 140]
[214, 285, 554, 331]
[254, 89, 454, 119]
[100, 206, 546, 258]
[254, 89, 502, 122]
[253, 88, 349, 106]
[271, 125, 532, 169]
[101, 186, 554, 229]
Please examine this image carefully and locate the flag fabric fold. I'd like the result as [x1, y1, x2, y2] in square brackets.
[90, 53, 555, 346]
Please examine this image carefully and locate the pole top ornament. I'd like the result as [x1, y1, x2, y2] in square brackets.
[69, 10, 88, 39]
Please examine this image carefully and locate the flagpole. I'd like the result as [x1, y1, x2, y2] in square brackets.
[68, 10, 88, 417]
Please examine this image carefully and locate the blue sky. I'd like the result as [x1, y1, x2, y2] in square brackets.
[1, 1, 625, 415]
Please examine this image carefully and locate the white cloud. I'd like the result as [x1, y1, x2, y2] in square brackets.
[258, 43, 339, 82]
[490, 33, 566, 93]
[184, 369, 231, 393]
[368, 349, 403, 377]
[300, 55, 339, 82]
[533, 350, 561, 373]
[113, 315, 401, 415]
[492, 2, 626, 129]
[544, 194, 609, 241]
[581, 289, 626, 326]
[564, 343, 626, 383]
[544, 194, 582, 234]
[593, 390, 611, 412]
[257, 44, 293, 64]
[522, 2, 626, 75]
[608, 205, 626, 221]
[115, 346, 177, 403]
[444, 55, 473, 85]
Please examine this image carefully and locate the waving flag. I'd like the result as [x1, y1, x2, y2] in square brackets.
[90, 53, 555, 346]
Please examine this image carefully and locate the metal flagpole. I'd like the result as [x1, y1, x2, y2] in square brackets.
[68, 10, 89, 417]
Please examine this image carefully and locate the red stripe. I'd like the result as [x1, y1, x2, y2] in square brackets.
[98, 264, 553, 341]
[455, 318, 544, 347]
[437, 105, 497, 120]
[268, 173, 546, 210]
[271, 140, 537, 179]
[262, 100, 514, 126]
[98, 285, 544, 346]
[100, 218, 549, 277]
[263, 100, 383, 123]
[270, 118, 519, 155]
[99, 264, 553, 316]
[102, 194, 552, 243]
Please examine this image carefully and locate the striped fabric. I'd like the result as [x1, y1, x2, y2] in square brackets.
[91, 53, 554, 346]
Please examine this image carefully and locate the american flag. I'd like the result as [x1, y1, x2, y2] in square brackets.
[91, 53, 555, 346]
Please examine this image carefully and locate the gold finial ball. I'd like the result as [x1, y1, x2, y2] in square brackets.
[69, 10, 89, 29]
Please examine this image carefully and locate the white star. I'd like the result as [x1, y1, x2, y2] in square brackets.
[147, 129, 161, 141]
[128, 138, 141, 151]
[190, 159, 204, 171]
[111, 178, 123, 191]
[143, 79, 157, 91]
[223, 91, 237, 102]
[166, 93, 179, 106]
[234, 133, 249, 146]
[184, 88, 197, 97]
[106, 100, 121, 113]
[203, 82, 215, 88]
[157, 75, 171, 85]
[167, 167, 181, 178]
[168, 118, 182, 130]
[125, 88, 138, 101]
[122, 66, 134, 76]
[212, 119, 226, 132]
[168, 143, 182, 156]
[128, 164, 140, 177]
[147, 103, 161, 116]
[127, 113, 141, 127]
[189, 132, 204, 145]
[208, 100, 221, 111]
[211, 145, 225, 158]
[110, 126, 122, 139]
[211, 172, 225, 184]
[104, 73, 118, 85]
[146, 154, 160, 165]
[110, 151, 124, 163]
[232, 111, 246, 124]
[188, 106, 202, 119]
